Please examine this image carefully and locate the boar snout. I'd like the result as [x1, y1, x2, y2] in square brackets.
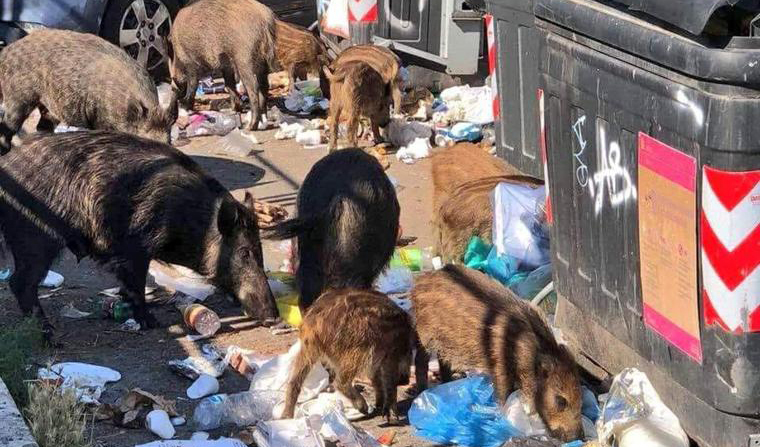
[238, 267, 279, 323]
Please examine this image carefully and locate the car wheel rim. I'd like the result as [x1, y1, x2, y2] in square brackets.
[118, 0, 172, 71]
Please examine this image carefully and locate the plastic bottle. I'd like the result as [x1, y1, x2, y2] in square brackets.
[181, 303, 221, 337]
[192, 391, 282, 430]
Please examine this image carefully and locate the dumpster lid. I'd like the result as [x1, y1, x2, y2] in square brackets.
[617, 0, 740, 35]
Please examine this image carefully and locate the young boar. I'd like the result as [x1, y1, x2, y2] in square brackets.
[329, 45, 402, 115]
[283, 288, 413, 421]
[169, 0, 275, 130]
[0, 131, 278, 337]
[266, 149, 399, 310]
[325, 61, 392, 151]
[274, 20, 329, 94]
[411, 265, 583, 442]
[0, 29, 177, 153]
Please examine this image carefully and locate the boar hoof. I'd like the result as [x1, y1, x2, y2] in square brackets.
[136, 311, 160, 329]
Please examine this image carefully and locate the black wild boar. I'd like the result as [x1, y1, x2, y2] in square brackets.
[0, 131, 278, 337]
[168, 0, 275, 130]
[266, 149, 399, 310]
[0, 29, 177, 153]
[411, 265, 583, 442]
[283, 288, 413, 421]
[324, 61, 392, 151]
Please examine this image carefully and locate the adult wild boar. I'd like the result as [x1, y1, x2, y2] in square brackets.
[0, 131, 278, 338]
[0, 29, 177, 153]
[169, 0, 275, 130]
[266, 149, 399, 310]
[328, 45, 402, 115]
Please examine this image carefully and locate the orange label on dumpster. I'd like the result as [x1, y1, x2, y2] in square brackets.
[638, 133, 701, 363]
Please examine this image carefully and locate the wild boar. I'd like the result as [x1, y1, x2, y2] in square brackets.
[324, 61, 392, 151]
[266, 148, 399, 310]
[329, 45, 402, 115]
[274, 20, 329, 93]
[411, 265, 583, 442]
[0, 29, 177, 153]
[168, 0, 275, 130]
[0, 131, 278, 338]
[283, 288, 413, 421]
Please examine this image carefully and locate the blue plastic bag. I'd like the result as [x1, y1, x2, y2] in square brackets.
[408, 376, 521, 447]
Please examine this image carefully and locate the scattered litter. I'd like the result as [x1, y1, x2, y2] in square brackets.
[389, 248, 423, 272]
[295, 129, 324, 146]
[218, 129, 258, 157]
[95, 388, 178, 428]
[191, 432, 211, 441]
[271, 326, 298, 335]
[137, 440, 248, 447]
[60, 303, 92, 319]
[187, 374, 220, 400]
[597, 368, 688, 447]
[0, 268, 9, 280]
[297, 391, 367, 422]
[254, 200, 289, 228]
[172, 417, 187, 426]
[147, 409, 176, 439]
[252, 418, 323, 447]
[186, 111, 241, 138]
[284, 81, 329, 115]
[315, 400, 382, 447]
[492, 183, 550, 270]
[375, 267, 414, 294]
[410, 376, 598, 447]
[42, 270, 64, 288]
[276, 293, 302, 327]
[377, 430, 396, 446]
[396, 138, 431, 164]
[39, 287, 65, 299]
[384, 119, 432, 148]
[193, 390, 284, 430]
[196, 77, 227, 95]
[275, 122, 306, 140]
[54, 124, 86, 133]
[157, 83, 175, 109]
[150, 261, 216, 301]
[169, 344, 228, 380]
[180, 303, 221, 338]
[99, 286, 156, 298]
[250, 341, 329, 404]
[226, 345, 269, 379]
[101, 296, 134, 322]
[431, 256, 443, 270]
[38, 362, 121, 405]
[119, 318, 141, 332]
[437, 85, 494, 125]
[268, 278, 294, 298]
[434, 122, 482, 147]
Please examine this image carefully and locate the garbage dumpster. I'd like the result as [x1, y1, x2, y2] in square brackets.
[487, 0, 760, 446]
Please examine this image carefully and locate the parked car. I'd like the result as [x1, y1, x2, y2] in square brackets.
[0, 0, 317, 74]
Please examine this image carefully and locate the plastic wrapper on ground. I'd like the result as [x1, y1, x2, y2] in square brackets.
[491, 183, 550, 270]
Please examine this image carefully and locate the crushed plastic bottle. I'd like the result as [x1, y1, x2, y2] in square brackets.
[193, 390, 283, 430]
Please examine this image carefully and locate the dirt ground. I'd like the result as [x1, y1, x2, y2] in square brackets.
[0, 111, 439, 447]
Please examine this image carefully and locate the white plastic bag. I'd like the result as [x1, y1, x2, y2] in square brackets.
[37, 363, 121, 404]
[491, 183, 550, 269]
[321, 0, 350, 38]
[597, 368, 688, 447]
[250, 341, 330, 405]
[396, 138, 431, 164]
[439, 85, 494, 125]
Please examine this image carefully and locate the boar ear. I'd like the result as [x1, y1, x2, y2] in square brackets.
[217, 199, 240, 237]
[537, 354, 554, 380]
[163, 87, 179, 124]
[243, 191, 256, 212]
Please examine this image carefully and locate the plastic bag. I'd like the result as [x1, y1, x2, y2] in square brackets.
[510, 263, 552, 300]
[374, 267, 414, 294]
[321, 0, 350, 38]
[408, 376, 521, 447]
[597, 368, 688, 447]
[250, 341, 330, 405]
[491, 183, 550, 269]
[384, 119, 433, 147]
[396, 138, 431, 164]
[438, 85, 494, 125]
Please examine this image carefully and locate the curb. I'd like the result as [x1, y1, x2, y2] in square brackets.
[0, 378, 38, 447]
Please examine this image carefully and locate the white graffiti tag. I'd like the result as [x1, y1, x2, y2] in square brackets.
[588, 126, 637, 215]
[571, 115, 589, 187]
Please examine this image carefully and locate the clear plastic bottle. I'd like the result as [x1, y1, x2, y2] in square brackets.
[181, 303, 221, 337]
[193, 390, 283, 430]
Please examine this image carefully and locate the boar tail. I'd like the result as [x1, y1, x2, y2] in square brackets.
[263, 216, 317, 240]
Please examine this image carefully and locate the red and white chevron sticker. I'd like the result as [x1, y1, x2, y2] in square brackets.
[701, 166, 760, 333]
[348, 0, 377, 23]
[485, 14, 500, 120]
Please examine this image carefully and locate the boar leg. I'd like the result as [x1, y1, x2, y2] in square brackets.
[346, 113, 359, 149]
[327, 103, 342, 152]
[36, 105, 60, 133]
[286, 65, 296, 94]
[392, 81, 402, 116]
[7, 229, 60, 338]
[222, 69, 243, 113]
[283, 346, 317, 419]
[176, 74, 199, 111]
[296, 242, 325, 310]
[257, 65, 270, 117]
[113, 257, 158, 329]
[439, 359, 454, 383]
[335, 368, 369, 415]
[238, 64, 263, 131]
[371, 120, 383, 145]
[413, 344, 431, 392]
[373, 366, 400, 423]
[0, 99, 35, 153]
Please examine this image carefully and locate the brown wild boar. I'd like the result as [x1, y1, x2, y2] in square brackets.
[274, 20, 329, 93]
[325, 61, 391, 151]
[168, 0, 275, 130]
[411, 265, 583, 442]
[431, 144, 541, 262]
[283, 289, 413, 421]
[329, 45, 402, 114]
[0, 29, 177, 152]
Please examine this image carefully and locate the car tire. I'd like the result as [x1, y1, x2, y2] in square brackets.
[101, 0, 180, 79]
